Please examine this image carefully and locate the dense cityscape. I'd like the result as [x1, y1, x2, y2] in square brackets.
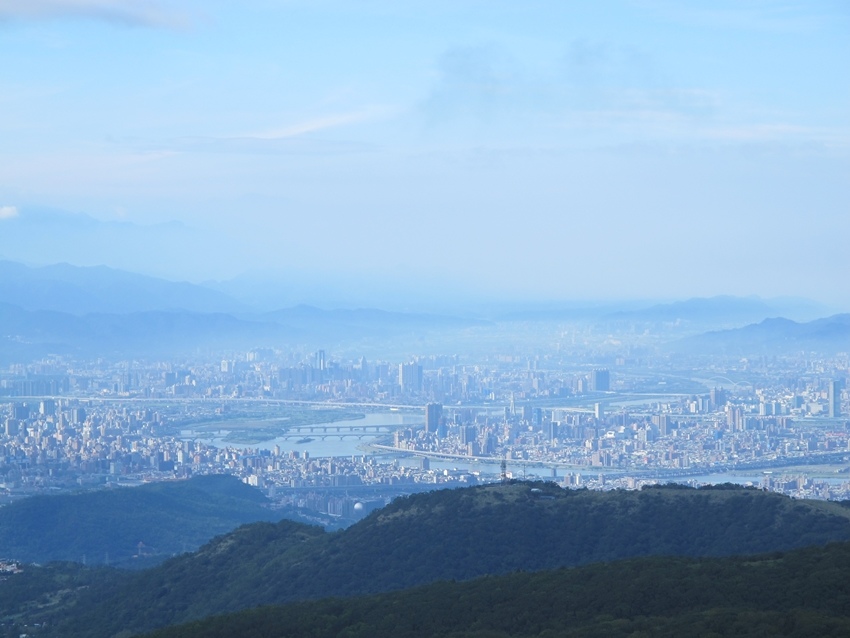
[2, 345, 848, 522]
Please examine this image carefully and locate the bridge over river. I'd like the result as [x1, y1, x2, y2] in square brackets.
[180, 412, 424, 450]
[275, 422, 406, 441]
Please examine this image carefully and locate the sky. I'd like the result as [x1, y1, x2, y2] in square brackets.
[0, 0, 848, 307]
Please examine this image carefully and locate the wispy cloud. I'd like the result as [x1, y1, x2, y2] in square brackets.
[0, 0, 192, 29]
[698, 123, 850, 149]
[0, 205, 19, 220]
[166, 135, 374, 155]
[148, 108, 389, 155]
[249, 109, 388, 140]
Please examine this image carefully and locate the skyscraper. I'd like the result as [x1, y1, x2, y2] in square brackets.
[828, 379, 842, 418]
[425, 402, 442, 435]
[399, 362, 423, 394]
[590, 369, 610, 392]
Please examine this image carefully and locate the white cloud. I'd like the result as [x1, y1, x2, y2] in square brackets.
[147, 108, 391, 155]
[165, 135, 374, 155]
[251, 108, 390, 140]
[0, 0, 191, 29]
[0, 205, 19, 220]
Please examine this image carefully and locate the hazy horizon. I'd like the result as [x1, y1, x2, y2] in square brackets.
[1, 255, 846, 320]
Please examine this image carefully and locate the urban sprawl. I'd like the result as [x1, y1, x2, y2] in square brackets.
[2, 348, 849, 520]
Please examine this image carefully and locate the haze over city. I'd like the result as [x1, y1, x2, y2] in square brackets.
[3, 4, 850, 637]
[1, 0, 848, 308]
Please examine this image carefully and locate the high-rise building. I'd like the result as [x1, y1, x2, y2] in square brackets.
[399, 362, 423, 394]
[4, 418, 19, 436]
[460, 425, 476, 445]
[710, 387, 726, 410]
[589, 369, 610, 392]
[39, 399, 56, 416]
[828, 379, 842, 418]
[425, 402, 442, 434]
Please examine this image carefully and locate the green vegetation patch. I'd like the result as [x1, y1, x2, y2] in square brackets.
[0, 475, 278, 567]
[142, 542, 850, 638]
[9, 482, 850, 637]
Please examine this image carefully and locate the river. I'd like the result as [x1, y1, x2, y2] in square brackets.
[181, 412, 422, 457]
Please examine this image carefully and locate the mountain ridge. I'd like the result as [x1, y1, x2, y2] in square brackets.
[27, 481, 850, 637]
[0, 475, 279, 567]
[674, 313, 850, 355]
[0, 302, 485, 361]
[0, 260, 243, 315]
[142, 541, 850, 638]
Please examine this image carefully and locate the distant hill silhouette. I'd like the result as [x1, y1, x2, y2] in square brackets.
[0, 302, 290, 360]
[608, 295, 791, 325]
[0, 475, 278, 567]
[673, 313, 850, 354]
[0, 260, 242, 315]
[0, 300, 484, 360]
[498, 296, 829, 327]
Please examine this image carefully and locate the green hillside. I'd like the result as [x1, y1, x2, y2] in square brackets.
[0, 475, 277, 567]
[32, 482, 850, 637]
[143, 541, 850, 638]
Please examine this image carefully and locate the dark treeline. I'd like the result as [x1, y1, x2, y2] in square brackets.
[143, 541, 850, 638]
[0, 475, 277, 567]
[4, 482, 848, 637]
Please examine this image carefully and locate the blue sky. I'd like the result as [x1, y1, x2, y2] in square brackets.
[0, 1, 848, 306]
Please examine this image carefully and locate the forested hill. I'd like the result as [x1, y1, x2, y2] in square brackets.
[143, 541, 850, 638]
[0, 475, 278, 567]
[37, 482, 850, 637]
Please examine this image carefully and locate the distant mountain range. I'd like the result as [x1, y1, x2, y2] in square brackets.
[672, 314, 850, 355]
[0, 207, 216, 282]
[0, 260, 243, 315]
[500, 295, 832, 327]
[0, 302, 490, 361]
[2, 259, 835, 321]
[0, 302, 291, 361]
[606, 295, 826, 324]
[0, 260, 486, 359]
[1, 259, 847, 359]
